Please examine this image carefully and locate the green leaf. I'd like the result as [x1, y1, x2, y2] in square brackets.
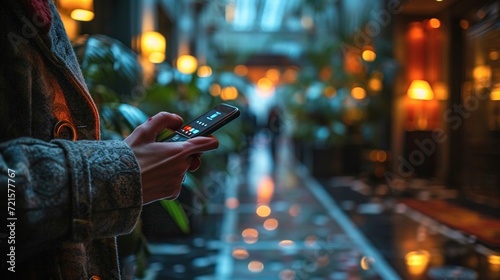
[159, 200, 190, 234]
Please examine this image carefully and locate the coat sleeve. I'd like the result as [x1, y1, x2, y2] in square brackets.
[0, 137, 142, 262]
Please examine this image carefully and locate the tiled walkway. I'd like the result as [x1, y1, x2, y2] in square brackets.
[141, 134, 500, 279]
[143, 136, 398, 279]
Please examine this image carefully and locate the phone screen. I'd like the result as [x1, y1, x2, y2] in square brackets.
[178, 108, 225, 137]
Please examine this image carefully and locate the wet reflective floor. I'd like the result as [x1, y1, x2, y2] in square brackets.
[140, 135, 500, 280]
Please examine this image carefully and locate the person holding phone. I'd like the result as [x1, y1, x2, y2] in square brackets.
[0, 0, 218, 279]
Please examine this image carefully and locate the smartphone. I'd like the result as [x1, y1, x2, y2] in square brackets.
[163, 103, 240, 142]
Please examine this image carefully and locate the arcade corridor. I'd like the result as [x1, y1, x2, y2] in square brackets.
[139, 132, 499, 280]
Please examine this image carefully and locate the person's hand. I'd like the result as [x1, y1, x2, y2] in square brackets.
[124, 112, 219, 204]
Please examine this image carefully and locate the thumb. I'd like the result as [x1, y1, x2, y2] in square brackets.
[135, 112, 183, 143]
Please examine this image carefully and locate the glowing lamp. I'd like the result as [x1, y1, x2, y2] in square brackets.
[197, 65, 212, 77]
[407, 80, 434, 100]
[351, 86, 366, 100]
[177, 55, 198, 74]
[60, 0, 94, 21]
[141, 31, 166, 63]
[405, 250, 430, 275]
[362, 49, 376, 62]
[473, 65, 491, 88]
[490, 84, 500, 101]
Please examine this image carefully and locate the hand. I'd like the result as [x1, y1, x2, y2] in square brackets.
[124, 112, 219, 204]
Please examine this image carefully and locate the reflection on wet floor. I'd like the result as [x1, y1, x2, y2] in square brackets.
[141, 135, 500, 280]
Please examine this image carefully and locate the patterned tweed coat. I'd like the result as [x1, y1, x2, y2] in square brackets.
[0, 0, 142, 279]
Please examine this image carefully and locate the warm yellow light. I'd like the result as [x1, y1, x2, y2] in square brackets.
[177, 55, 198, 74]
[266, 68, 281, 82]
[490, 84, 500, 101]
[473, 65, 491, 86]
[489, 254, 500, 265]
[60, 0, 94, 21]
[407, 80, 434, 100]
[351, 86, 367, 100]
[362, 50, 376, 62]
[257, 77, 274, 92]
[141, 31, 166, 63]
[405, 250, 430, 275]
[197, 65, 212, 77]
[71, 9, 94, 21]
[221, 86, 238, 101]
[256, 205, 271, 217]
[368, 77, 383, 92]
[429, 18, 441, 29]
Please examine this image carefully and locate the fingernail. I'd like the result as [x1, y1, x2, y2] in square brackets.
[148, 117, 153, 121]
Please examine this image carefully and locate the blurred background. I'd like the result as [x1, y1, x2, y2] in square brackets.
[57, 0, 499, 279]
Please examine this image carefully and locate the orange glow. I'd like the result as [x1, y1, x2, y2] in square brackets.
[405, 250, 430, 275]
[221, 86, 238, 101]
[232, 248, 249, 260]
[407, 22, 426, 81]
[256, 205, 271, 217]
[432, 82, 448, 100]
[407, 80, 434, 100]
[266, 68, 281, 83]
[490, 84, 500, 101]
[257, 176, 274, 205]
[197, 65, 212, 77]
[368, 77, 383, 92]
[429, 18, 441, 29]
[460, 19, 469, 29]
[141, 31, 166, 63]
[60, 0, 94, 21]
[351, 86, 366, 100]
[209, 84, 221, 96]
[263, 218, 279, 231]
[234, 65, 248, 76]
[177, 55, 198, 74]
[242, 228, 259, 244]
[489, 254, 500, 271]
[257, 77, 274, 93]
[406, 98, 439, 130]
[362, 49, 376, 62]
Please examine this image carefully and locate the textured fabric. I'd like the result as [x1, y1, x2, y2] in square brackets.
[0, 1, 142, 279]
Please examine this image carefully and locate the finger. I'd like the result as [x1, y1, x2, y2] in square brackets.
[182, 136, 219, 154]
[137, 112, 183, 142]
[188, 154, 202, 172]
